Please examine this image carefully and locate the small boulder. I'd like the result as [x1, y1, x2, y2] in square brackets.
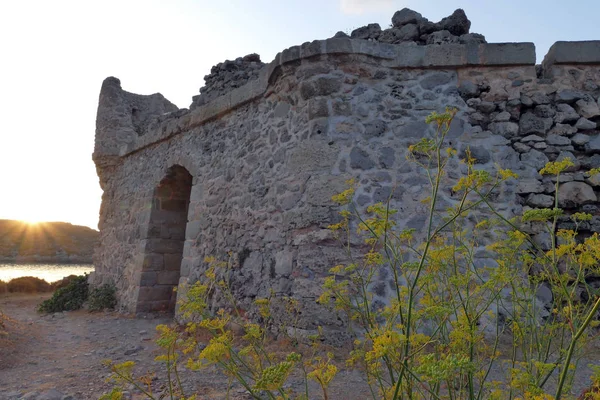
[575, 98, 600, 119]
[555, 89, 584, 104]
[521, 149, 549, 171]
[575, 117, 597, 130]
[519, 112, 553, 135]
[438, 9, 471, 36]
[527, 193, 554, 208]
[530, 92, 551, 105]
[489, 121, 519, 138]
[571, 133, 590, 146]
[458, 81, 479, 99]
[554, 103, 580, 123]
[558, 181, 597, 207]
[549, 123, 577, 136]
[546, 134, 571, 146]
[380, 24, 420, 43]
[459, 33, 486, 44]
[332, 31, 349, 38]
[391, 8, 423, 27]
[585, 135, 600, 154]
[397, 23, 420, 41]
[426, 30, 459, 45]
[516, 178, 545, 194]
[350, 23, 381, 40]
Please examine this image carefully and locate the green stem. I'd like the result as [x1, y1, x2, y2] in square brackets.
[555, 295, 600, 399]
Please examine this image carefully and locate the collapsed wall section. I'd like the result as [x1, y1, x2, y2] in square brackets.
[92, 35, 600, 339]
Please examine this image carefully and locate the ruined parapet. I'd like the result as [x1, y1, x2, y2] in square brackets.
[92, 8, 600, 339]
[344, 8, 486, 46]
[541, 41, 600, 93]
[93, 77, 179, 185]
[191, 53, 265, 110]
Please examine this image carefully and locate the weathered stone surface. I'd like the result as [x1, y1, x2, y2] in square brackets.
[576, 117, 597, 130]
[520, 149, 549, 171]
[458, 81, 479, 98]
[392, 8, 423, 27]
[427, 30, 459, 45]
[549, 123, 577, 136]
[546, 134, 571, 146]
[350, 23, 381, 40]
[37, 389, 66, 400]
[420, 72, 453, 90]
[521, 134, 544, 142]
[554, 103, 580, 123]
[582, 154, 600, 168]
[572, 133, 591, 146]
[493, 111, 511, 122]
[586, 173, 600, 187]
[585, 135, 600, 154]
[513, 142, 531, 153]
[519, 112, 553, 135]
[575, 98, 600, 119]
[534, 104, 556, 118]
[558, 181, 597, 207]
[556, 89, 585, 104]
[459, 33, 486, 44]
[350, 147, 375, 170]
[527, 193, 554, 208]
[438, 9, 470, 36]
[364, 119, 388, 138]
[489, 121, 519, 138]
[530, 92, 551, 105]
[516, 179, 545, 194]
[543, 41, 600, 76]
[300, 76, 342, 100]
[191, 54, 265, 109]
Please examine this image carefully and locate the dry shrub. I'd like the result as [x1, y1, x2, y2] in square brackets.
[6, 276, 52, 293]
[51, 274, 79, 290]
[0, 280, 7, 294]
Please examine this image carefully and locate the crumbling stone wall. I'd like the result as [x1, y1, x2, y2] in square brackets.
[91, 9, 600, 338]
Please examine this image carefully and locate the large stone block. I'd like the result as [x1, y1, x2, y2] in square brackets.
[145, 238, 185, 254]
[142, 253, 164, 271]
[157, 271, 181, 285]
[138, 286, 174, 302]
[164, 253, 183, 271]
[139, 271, 158, 287]
[542, 41, 600, 73]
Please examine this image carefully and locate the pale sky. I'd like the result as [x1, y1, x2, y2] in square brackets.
[1, 0, 598, 229]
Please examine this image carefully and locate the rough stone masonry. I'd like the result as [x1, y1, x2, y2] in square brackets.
[91, 8, 600, 340]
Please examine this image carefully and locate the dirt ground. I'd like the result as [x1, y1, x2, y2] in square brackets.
[2, 294, 600, 400]
[0, 294, 369, 400]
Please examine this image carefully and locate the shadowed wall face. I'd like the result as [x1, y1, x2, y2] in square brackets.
[137, 165, 192, 313]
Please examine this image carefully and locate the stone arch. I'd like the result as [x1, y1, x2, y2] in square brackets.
[137, 165, 192, 313]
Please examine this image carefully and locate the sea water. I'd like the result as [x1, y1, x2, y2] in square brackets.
[0, 263, 95, 283]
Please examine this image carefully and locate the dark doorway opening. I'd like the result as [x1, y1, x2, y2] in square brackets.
[137, 165, 192, 313]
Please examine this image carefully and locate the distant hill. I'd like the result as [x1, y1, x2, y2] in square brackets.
[0, 220, 98, 263]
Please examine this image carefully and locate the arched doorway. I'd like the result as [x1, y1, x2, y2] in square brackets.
[137, 165, 192, 313]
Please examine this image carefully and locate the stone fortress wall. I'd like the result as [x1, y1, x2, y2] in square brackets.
[91, 8, 600, 338]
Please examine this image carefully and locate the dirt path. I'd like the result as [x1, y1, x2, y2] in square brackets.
[4, 294, 597, 400]
[0, 294, 368, 400]
[0, 294, 243, 399]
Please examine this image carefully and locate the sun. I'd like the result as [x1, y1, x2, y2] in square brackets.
[20, 218, 43, 226]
